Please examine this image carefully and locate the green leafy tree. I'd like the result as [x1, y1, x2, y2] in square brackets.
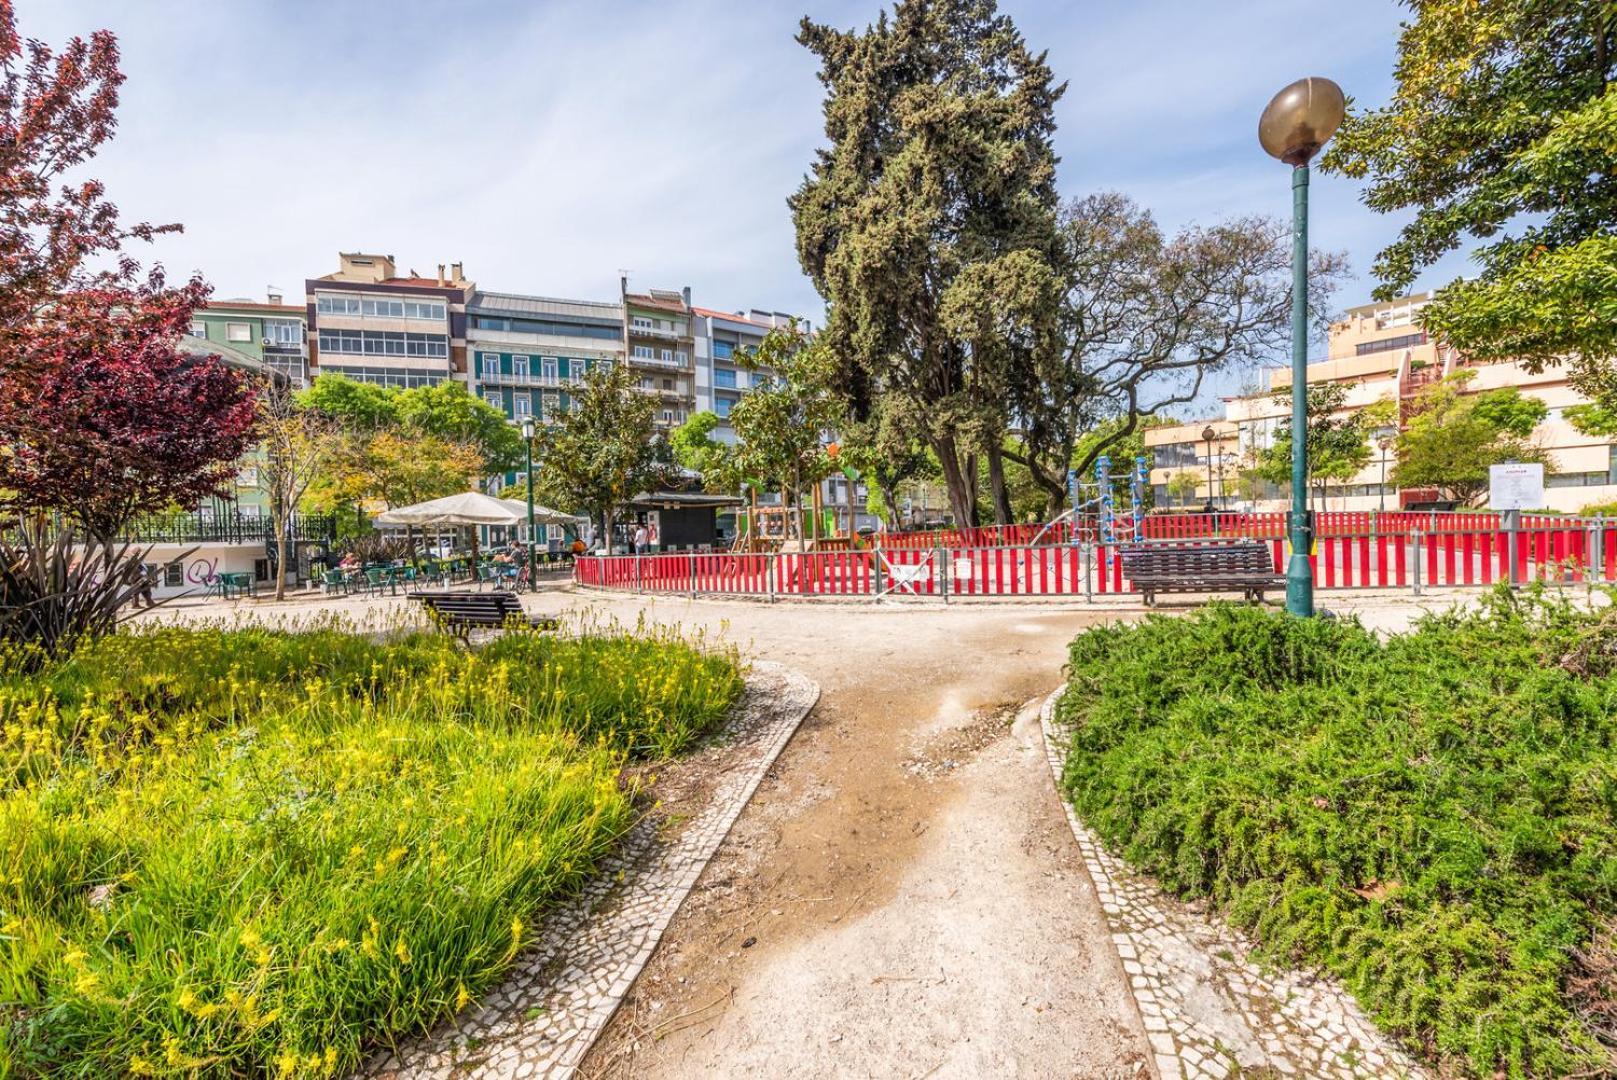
[1254, 384, 1385, 509]
[836, 396, 932, 529]
[394, 380, 523, 475]
[670, 410, 740, 491]
[533, 362, 674, 547]
[791, 0, 1065, 528]
[1167, 470, 1201, 509]
[728, 326, 846, 541]
[1392, 373, 1550, 506]
[1323, 3, 1617, 403]
[298, 374, 398, 430]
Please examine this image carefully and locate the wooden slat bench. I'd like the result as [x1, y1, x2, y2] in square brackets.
[409, 590, 558, 639]
[1119, 541, 1284, 606]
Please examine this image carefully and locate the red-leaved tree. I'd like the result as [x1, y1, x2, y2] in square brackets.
[0, 274, 259, 554]
[0, 1, 259, 555]
[0, 0, 176, 344]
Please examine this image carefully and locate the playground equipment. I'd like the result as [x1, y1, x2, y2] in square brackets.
[1029, 453, 1150, 548]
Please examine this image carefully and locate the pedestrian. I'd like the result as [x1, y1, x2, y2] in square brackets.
[632, 523, 648, 554]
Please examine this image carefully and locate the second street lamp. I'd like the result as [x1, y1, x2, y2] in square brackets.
[520, 415, 537, 592]
[1202, 425, 1217, 513]
[1260, 75, 1345, 618]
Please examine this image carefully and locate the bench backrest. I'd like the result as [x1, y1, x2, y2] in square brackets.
[1121, 542, 1275, 575]
[412, 591, 524, 623]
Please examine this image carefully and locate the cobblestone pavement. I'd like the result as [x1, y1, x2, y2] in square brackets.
[362, 662, 819, 1080]
[1040, 688, 1430, 1080]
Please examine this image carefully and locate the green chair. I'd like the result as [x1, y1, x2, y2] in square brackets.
[363, 567, 388, 595]
[322, 569, 347, 595]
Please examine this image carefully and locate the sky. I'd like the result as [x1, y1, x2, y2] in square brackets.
[18, 0, 1469, 403]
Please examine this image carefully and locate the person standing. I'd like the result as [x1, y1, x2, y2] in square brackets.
[632, 522, 648, 555]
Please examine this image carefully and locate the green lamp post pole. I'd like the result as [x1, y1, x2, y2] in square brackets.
[1260, 76, 1345, 618]
[521, 415, 538, 592]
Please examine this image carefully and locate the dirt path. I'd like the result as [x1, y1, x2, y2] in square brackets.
[507, 592, 1155, 1079]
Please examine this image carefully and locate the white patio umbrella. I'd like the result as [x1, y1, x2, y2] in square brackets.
[374, 491, 524, 527]
[375, 491, 525, 568]
[494, 497, 583, 528]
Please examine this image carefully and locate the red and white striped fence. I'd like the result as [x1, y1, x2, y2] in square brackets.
[575, 518, 1615, 601]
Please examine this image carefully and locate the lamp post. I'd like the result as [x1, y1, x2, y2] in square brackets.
[1260, 75, 1345, 617]
[520, 415, 537, 591]
[1375, 427, 1396, 512]
[1201, 426, 1218, 513]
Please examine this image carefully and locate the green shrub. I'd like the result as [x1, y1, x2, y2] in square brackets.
[0, 617, 743, 1077]
[1058, 589, 1617, 1079]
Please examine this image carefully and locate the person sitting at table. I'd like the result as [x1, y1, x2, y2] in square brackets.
[338, 552, 360, 573]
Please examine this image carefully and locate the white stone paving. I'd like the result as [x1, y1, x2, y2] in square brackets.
[1040, 687, 1430, 1080]
[362, 661, 819, 1080]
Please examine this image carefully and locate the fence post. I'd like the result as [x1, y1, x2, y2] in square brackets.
[767, 553, 776, 603]
[1587, 524, 1600, 596]
[1504, 508, 1520, 588]
[1411, 530, 1423, 596]
[937, 545, 948, 604]
[635, 554, 643, 592]
[689, 555, 697, 599]
[1083, 542, 1094, 603]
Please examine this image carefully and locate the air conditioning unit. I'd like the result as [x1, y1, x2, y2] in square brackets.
[261, 337, 273, 347]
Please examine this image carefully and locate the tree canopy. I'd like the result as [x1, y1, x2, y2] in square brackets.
[1252, 383, 1392, 509]
[1323, 2, 1617, 403]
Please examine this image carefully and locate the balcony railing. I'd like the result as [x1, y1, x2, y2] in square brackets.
[627, 353, 690, 370]
[628, 324, 690, 343]
[118, 511, 337, 546]
[477, 370, 581, 388]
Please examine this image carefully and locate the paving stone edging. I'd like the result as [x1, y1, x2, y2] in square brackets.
[365, 661, 819, 1080]
[1039, 686, 1429, 1080]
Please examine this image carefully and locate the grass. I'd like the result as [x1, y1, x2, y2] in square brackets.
[0, 613, 743, 1078]
[1057, 587, 1617, 1079]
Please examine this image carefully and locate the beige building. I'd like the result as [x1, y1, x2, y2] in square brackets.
[621, 279, 696, 428]
[305, 252, 475, 387]
[1146, 292, 1617, 513]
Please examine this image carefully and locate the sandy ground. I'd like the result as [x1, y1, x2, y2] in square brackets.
[141, 583, 1508, 1079]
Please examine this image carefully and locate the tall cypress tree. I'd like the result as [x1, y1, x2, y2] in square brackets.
[791, 0, 1064, 527]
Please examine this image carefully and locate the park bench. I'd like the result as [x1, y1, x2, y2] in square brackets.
[409, 590, 558, 640]
[1119, 541, 1284, 606]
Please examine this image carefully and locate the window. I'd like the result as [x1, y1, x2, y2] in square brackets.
[675, 350, 687, 366]
[1356, 331, 1427, 357]
[1546, 471, 1609, 488]
[316, 295, 361, 315]
[164, 562, 184, 588]
[712, 340, 735, 360]
[236, 466, 258, 488]
[541, 356, 558, 382]
[264, 319, 301, 346]
[226, 322, 252, 343]
[661, 410, 674, 424]
[1152, 442, 1201, 469]
[715, 395, 735, 419]
[484, 390, 502, 409]
[189, 321, 207, 338]
[661, 348, 673, 362]
[403, 300, 445, 320]
[511, 355, 529, 378]
[752, 372, 770, 388]
[481, 352, 500, 377]
[513, 393, 532, 419]
[542, 392, 560, 418]
[470, 315, 620, 340]
[598, 359, 613, 372]
[661, 378, 673, 390]
[632, 317, 653, 329]
[632, 345, 654, 359]
[715, 369, 737, 389]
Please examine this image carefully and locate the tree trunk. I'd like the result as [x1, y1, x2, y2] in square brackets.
[934, 435, 977, 528]
[987, 444, 1012, 526]
[274, 510, 289, 602]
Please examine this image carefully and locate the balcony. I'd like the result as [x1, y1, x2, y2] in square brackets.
[119, 510, 337, 547]
[627, 353, 690, 371]
[628, 323, 690, 343]
[477, 370, 581, 388]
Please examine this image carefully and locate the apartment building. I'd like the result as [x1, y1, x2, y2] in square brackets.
[1146, 292, 1617, 513]
[305, 253, 474, 388]
[691, 306, 796, 442]
[467, 291, 623, 424]
[192, 292, 308, 387]
[621, 279, 695, 428]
